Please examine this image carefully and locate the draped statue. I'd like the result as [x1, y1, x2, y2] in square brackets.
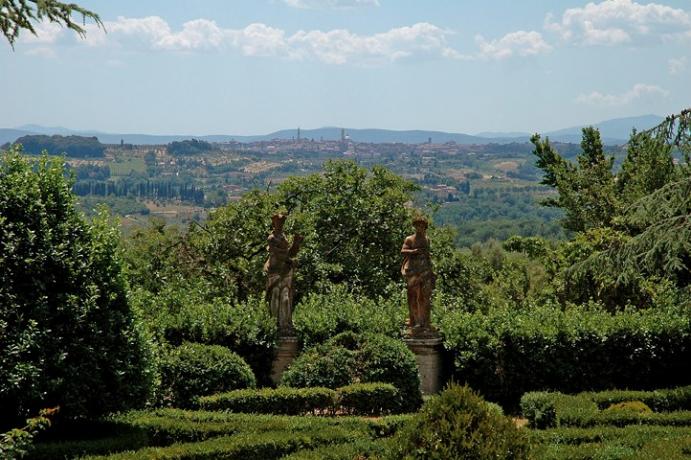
[264, 213, 303, 336]
[401, 215, 437, 337]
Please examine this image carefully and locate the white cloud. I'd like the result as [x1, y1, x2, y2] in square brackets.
[546, 0, 691, 46]
[62, 17, 460, 65]
[475, 30, 552, 60]
[576, 83, 669, 106]
[668, 56, 688, 75]
[288, 22, 459, 64]
[19, 22, 65, 44]
[282, 0, 379, 9]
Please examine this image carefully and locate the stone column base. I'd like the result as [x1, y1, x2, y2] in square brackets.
[404, 336, 444, 395]
[270, 336, 299, 385]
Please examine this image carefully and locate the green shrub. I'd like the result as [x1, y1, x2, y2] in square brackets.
[391, 384, 531, 460]
[0, 151, 154, 422]
[282, 332, 422, 412]
[519, 392, 558, 429]
[337, 383, 400, 416]
[134, 289, 277, 386]
[159, 343, 255, 408]
[604, 400, 653, 414]
[440, 303, 691, 408]
[281, 341, 357, 390]
[293, 285, 406, 348]
[198, 387, 337, 415]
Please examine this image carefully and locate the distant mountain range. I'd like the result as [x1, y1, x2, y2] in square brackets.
[0, 114, 665, 146]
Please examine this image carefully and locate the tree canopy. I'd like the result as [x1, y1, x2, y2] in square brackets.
[532, 108, 691, 306]
[0, 0, 102, 47]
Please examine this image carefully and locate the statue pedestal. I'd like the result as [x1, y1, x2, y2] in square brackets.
[271, 336, 299, 385]
[404, 336, 444, 395]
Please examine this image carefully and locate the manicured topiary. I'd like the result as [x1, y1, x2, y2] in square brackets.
[604, 400, 653, 414]
[337, 383, 400, 415]
[281, 332, 422, 412]
[391, 384, 531, 460]
[159, 342, 255, 408]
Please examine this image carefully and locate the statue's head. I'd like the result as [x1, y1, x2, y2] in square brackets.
[271, 212, 287, 231]
[412, 215, 428, 233]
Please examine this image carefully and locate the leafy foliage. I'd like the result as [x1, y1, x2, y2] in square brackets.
[0, 148, 154, 421]
[131, 287, 277, 386]
[293, 284, 406, 348]
[0, 0, 102, 47]
[159, 343, 256, 408]
[282, 332, 422, 413]
[439, 302, 691, 408]
[531, 109, 691, 307]
[391, 384, 531, 460]
[0, 407, 57, 460]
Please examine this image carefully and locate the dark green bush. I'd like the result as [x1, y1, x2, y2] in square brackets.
[198, 387, 337, 415]
[159, 343, 255, 408]
[281, 341, 357, 390]
[391, 384, 531, 460]
[441, 303, 691, 408]
[282, 332, 422, 412]
[337, 383, 399, 416]
[0, 151, 154, 422]
[134, 289, 277, 386]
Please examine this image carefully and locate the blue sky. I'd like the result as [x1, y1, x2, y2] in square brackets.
[1, 0, 690, 135]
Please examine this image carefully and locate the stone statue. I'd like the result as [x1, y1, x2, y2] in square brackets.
[264, 213, 303, 336]
[401, 215, 437, 337]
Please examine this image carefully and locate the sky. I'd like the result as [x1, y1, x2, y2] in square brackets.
[1, 0, 690, 135]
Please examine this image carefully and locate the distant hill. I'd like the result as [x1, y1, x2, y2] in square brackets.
[545, 114, 664, 144]
[2, 114, 666, 147]
[475, 131, 531, 138]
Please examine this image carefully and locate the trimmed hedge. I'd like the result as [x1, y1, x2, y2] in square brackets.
[532, 425, 691, 460]
[337, 383, 399, 416]
[198, 383, 401, 416]
[82, 428, 358, 460]
[522, 386, 691, 429]
[282, 332, 422, 412]
[583, 385, 691, 412]
[281, 439, 390, 460]
[159, 342, 256, 408]
[28, 410, 412, 460]
[198, 387, 337, 415]
[440, 304, 691, 407]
